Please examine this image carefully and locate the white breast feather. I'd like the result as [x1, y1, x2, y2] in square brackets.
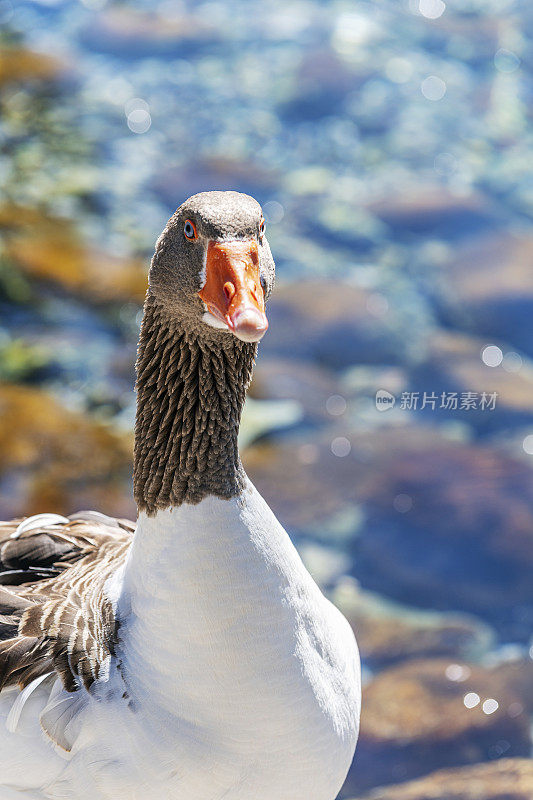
[0, 481, 360, 800]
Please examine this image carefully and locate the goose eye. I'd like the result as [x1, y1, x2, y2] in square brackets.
[260, 275, 267, 294]
[184, 219, 197, 241]
[259, 218, 266, 237]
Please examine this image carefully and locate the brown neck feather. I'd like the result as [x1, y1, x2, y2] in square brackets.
[133, 296, 256, 515]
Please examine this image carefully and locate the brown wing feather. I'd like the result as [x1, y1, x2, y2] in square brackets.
[0, 513, 133, 694]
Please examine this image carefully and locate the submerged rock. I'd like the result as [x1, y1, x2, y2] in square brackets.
[333, 579, 493, 669]
[349, 429, 533, 641]
[409, 330, 533, 432]
[366, 186, 498, 241]
[346, 659, 531, 794]
[263, 281, 412, 369]
[79, 7, 219, 58]
[245, 425, 533, 640]
[436, 233, 533, 358]
[0, 384, 133, 520]
[0, 206, 147, 305]
[250, 357, 343, 424]
[151, 157, 278, 209]
[350, 758, 533, 800]
[279, 47, 369, 122]
[492, 657, 533, 714]
[0, 47, 64, 86]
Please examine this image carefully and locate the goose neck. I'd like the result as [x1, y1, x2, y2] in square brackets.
[133, 296, 256, 515]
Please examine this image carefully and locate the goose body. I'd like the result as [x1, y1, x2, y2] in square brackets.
[0, 192, 360, 799]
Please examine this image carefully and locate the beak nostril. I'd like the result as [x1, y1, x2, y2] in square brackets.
[223, 282, 236, 302]
[199, 241, 268, 341]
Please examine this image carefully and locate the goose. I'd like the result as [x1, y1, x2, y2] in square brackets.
[0, 191, 360, 800]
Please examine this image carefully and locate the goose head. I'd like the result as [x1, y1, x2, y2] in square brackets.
[148, 190, 275, 343]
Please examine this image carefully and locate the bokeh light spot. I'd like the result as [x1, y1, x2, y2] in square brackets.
[445, 664, 471, 682]
[482, 698, 499, 715]
[124, 98, 149, 116]
[393, 494, 413, 513]
[463, 692, 480, 709]
[326, 395, 347, 416]
[494, 48, 520, 73]
[419, 0, 446, 19]
[421, 76, 447, 101]
[508, 702, 524, 718]
[481, 345, 503, 367]
[522, 435, 533, 456]
[331, 437, 351, 457]
[262, 201, 284, 224]
[502, 351, 522, 372]
[127, 110, 151, 134]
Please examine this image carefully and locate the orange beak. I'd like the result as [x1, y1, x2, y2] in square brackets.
[198, 240, 268, 343]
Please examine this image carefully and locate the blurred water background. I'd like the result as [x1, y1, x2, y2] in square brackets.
[1, 0, 533, 797]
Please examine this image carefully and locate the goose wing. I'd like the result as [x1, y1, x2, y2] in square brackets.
[0, 512, 133, 694]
